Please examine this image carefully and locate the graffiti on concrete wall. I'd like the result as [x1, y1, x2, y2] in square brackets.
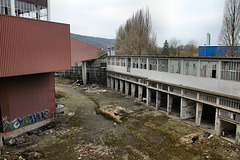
[3, 109, 50, 132]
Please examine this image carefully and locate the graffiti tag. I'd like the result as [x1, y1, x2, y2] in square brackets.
[3, 109, 50, 132]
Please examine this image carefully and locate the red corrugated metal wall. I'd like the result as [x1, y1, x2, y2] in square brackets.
[0, 73, 55, 132]
[71, 38, 101, 63]
[0, 14, 71, 78]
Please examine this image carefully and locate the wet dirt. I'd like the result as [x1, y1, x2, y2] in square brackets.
[1, 85, 240, 160]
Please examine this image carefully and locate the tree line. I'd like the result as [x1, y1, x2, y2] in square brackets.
[115, 0, 240, 57]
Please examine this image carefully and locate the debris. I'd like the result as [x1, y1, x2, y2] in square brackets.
[67, 112, 75, 116]
[208, 134, 213, 139]
[98, 105, 126, 123]
[56, 104, 67, 114]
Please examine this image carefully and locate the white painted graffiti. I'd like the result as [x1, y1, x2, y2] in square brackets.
[3, 109, 50, 132]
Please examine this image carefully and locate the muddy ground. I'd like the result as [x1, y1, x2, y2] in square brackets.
[1, 82, 240, 160]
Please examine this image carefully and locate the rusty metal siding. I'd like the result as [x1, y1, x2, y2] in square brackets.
[0, 73, 55, 126]
[17, 0, 48, 7]
[71, 38, 101, 63]
[0, 14, 71, 78]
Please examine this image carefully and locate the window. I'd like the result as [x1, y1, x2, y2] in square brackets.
[107, 58, 110, 65]
[149, 59, 157, 70]
[221, 61, 240, 81]
[15, 0, 48, 20]
[200, 61, 218, 78]
[111, 58, 115, 65]
[132, 58, 139, 68]
[158, 59, 168, 72]
[120, 58, 125, 66]
[140, 58, 147, 69]
[116, 58, 120, 66]
[0, 0, 11, 15]
[170, 59, 182, 74]
[184, 60, 198, 76]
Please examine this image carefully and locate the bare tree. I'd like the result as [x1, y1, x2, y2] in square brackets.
[115, 8, 157, 55]
[184, 40, 198, 56]
[169, 37, 181, 56]
[219, 0, 240, 57]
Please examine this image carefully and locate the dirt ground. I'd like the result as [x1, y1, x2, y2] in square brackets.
[1, 82, 240, 160]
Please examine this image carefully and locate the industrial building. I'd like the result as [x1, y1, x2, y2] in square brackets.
[199, 45, 240, 57]
[107, 56, 240, 144]
[0, 0, 71, 142]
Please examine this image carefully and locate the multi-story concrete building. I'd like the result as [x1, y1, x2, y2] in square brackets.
[107, 56, 240, 144]
[0, 0, 71, 143]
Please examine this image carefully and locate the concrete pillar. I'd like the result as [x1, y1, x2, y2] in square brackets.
[131, 83, 136, 98]
[10, 0, 15, 16]
[107, 77, 110, 88]
[82, 61, 87, 86]
[156, 91, 162, 110]
[138, 85, 143, 101]
[180, 98, 187, 118]
[115, 79, 119, 91]
[147, 88, 151, 105]
[195, 102, 203, 126]
[214, 108, 221, 136]
[167, 94, 173, 114]
[236, 124, 240, 145]
[111, 78, 114, 89]
[125, 82, 129, 96]
[47, 0, 51, 21]
[120, 80, 124, 93]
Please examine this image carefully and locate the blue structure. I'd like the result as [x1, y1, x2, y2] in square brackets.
[199, 45, 240, 56]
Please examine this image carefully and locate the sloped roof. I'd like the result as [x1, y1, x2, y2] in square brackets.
[71, 38, 101, 63]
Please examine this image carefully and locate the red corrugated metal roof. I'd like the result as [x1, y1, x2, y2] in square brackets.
[71, 38, 101, 63]
[0, 14, 71, 77]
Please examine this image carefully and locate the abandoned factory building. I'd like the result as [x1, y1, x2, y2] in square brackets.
[0, 0, 71, 142]
[107, 56, 240, 144]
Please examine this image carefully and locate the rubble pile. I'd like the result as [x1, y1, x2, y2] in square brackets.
[74, 142, 114, 159]
[98, 105, 126, 123]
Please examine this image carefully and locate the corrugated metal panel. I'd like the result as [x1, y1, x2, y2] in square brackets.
[71, 38, 101, 63]
[17, 0, 48, 7]
[0, 14, 71, 77]
[0, 73, 55, 124]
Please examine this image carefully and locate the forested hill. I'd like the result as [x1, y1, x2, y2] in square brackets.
[70, 33, 115, 49]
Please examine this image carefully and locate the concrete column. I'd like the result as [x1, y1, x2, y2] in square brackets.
[156, 91, 162, 110]
[214, 108, 221, 136]
[138, 85, 143, 101]
[131, 83, 136, 98]
[10, 0, 15, 16]
[107, 77, 110, 88]
[120, 80, 124, 93]
[167, 94, 173, 114]
[115, 79, 119, 91]
[147, 88, 151, 105]
[195, 102, 203, 126]
[47, 0, 51, 21]
[125, 82, 129, 96]
[180, 98, 187, 118]
[236, 124, 240, 145]
[82, 61, 87, 86]
[111, 78, 114, 89]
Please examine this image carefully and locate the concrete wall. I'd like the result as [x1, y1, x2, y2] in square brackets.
[107, 58, 240, 98]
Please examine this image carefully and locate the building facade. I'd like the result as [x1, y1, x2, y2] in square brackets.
[0, 0, 71, 141]
[199, 45, 240, 57]
[107, 56, 240, 144]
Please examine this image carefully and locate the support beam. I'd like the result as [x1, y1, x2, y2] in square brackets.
[214, 108, 221, 136]
[107, 77, 110, 88]
[236, 124, 240, 145]
[167, 94, 173, 114]
[115, 79, 119, 91]
[156, 91, 162, 110]
[10, 0, 15, 16]
[195, 102, 203, 126]
[131, 83, 136, 98]
[138, 85, 143, 101]
[147, 88, 151, 105]
[111, 78, 114, 89]
[82, 61, 87, 86]
[125, 82, 129, 96]
[120, 80, 124, 93]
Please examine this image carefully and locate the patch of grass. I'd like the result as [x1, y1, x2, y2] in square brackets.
[55, 90, 68, 100]
[55, 77, 74, 85]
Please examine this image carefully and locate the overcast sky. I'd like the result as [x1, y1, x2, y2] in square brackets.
[50, 0, 225, 47]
